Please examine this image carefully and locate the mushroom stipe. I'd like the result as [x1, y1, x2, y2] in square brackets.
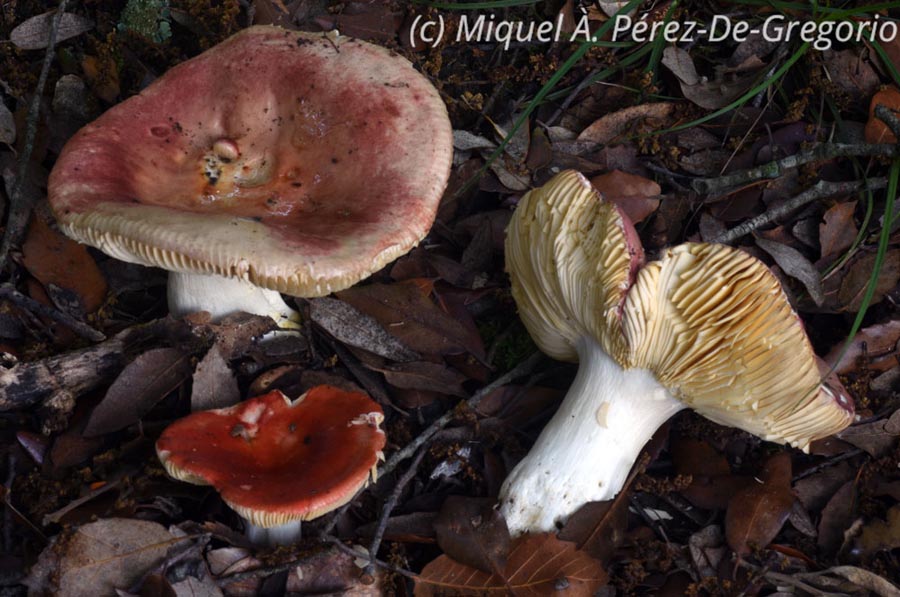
[499, 170, 855, 536]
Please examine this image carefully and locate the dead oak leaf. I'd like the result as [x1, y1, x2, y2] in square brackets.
[24, 518, 185, 596]
[415, 533, 608, 596]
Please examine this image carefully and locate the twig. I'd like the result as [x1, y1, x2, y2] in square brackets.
[736, 560, 845, 597]
[0, 284, 106, 342]
[545, 66, 602, 128]
[0, 0, 68, 269]
[693, 144, 899, 195]
[365, 448, 427, 578]
[378, 351, 543, 479]
[322, 534, 419, 580]
[874, 104, 900, 140]
[713, 178, 886, 245]
[791, 448, 864, 483]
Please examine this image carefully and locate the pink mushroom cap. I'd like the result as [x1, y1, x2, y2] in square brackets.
[48, 26, 453, 297]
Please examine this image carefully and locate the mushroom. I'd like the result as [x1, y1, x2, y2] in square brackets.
[499, 170, 855, 536]
[48, 26, 453, 326]
[156, 385, 385, 545]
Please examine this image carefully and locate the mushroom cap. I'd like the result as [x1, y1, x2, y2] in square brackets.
[48, 26, 453, 297]
[623, 242, 854, 450]
[506, 170, 854, 450]
[156, 386, 386, 527]
[505, 170, 644, 363]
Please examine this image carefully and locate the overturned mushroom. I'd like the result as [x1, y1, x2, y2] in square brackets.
[499, 170, 855, 536]
[156, 386, 385, 545]
[49, 26, 453, 326]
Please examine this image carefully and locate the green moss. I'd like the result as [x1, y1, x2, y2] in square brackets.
[118, 0, 172, 44]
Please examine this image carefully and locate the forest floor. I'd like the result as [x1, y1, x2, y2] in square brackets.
[1, 0, 900, 595]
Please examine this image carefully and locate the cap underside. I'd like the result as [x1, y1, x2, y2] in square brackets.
[49, 26, 453, 297]
[506, 171, 854, 449]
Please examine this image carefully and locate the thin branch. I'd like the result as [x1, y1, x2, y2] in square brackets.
[378, 351, 543, 479]
[364, 448, 427, 578]
[713, 178, 886, 245]
[0, 0, 69, 269]
[0, 283, 105, 342]
[693, 144, 898, 195]
[874, 104, 900, 140]
[321, 534, 419, 580]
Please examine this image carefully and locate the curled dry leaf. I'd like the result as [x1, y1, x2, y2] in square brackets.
[84, 347, 192, 436]
[416, 533, 608, 596]
[23, 518, 182, 596]
[725, 452, 794, 555]
[10, 11, 94, 50]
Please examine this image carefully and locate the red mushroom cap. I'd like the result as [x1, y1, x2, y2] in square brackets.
[48, 26, 453, 297]
[156, 386, 386, 527]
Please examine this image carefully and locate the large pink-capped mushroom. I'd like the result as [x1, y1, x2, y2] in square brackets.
[156, 386, 386, 545]
[48, 26, 453, 326]
[499, 170, 855, 536]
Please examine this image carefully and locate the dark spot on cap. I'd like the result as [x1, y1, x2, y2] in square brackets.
[303, 435, 312, 445]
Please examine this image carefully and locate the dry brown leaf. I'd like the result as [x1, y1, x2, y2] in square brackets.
[725, 452, 794, 555]
[416, 533, 608, 596]
[834, 249, 900, 312]
[865, 86, 900, 144]
[577, 102, 675, 146]
[662, 47, 759, 110]
[589, 170, 661, 224]
[820, 202, 858, 260]
[310, 297, 419, 362]
[10, 11, 93, 49]
[374, 360, 468, 397]
[756, 238, 825, 306]
[191, 345, 239, 411]
[337, 281, 481, 358]
[22, 215, 108, 314]
[23, 518, 182, 596]
[824, 50, 879, 98]
[826, 319, 900, 375]
[433, 496, 510, 575]
[818, 480, 857, 554]
[84, 347, 192, 436]
[838, 409, 900, 457]
[0, 103, 14, 145]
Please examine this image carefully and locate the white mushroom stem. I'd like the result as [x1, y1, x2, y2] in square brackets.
[499, 336, 685, 536]
[245, 521, 302, 546]
[168, 271, 300, 328]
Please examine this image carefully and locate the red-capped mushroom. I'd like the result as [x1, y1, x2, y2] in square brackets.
[156, 386, 385, 545]
[48, 26, 453, 326]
